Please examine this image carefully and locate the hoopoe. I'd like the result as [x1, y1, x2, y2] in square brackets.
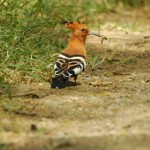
[51, 21, 107, 89]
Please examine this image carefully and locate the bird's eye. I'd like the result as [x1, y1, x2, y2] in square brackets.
[81, 29, 85, 32]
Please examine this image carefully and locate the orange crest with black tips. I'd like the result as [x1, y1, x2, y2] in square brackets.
[64, 21, 89, 31]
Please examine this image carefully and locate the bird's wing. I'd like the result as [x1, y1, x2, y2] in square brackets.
[54, 53, 86, 79]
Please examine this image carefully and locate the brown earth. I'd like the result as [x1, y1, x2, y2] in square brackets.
[0, 8, 150, 150]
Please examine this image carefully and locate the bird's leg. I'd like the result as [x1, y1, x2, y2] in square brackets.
[73, 75, 78, 84]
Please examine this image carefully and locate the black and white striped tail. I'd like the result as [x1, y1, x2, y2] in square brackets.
[51, 53, 87, 89]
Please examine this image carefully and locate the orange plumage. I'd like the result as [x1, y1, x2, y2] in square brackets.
[63, 21, 89, 57]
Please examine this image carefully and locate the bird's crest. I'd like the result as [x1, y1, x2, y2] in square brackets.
[63, 21, 89, 31]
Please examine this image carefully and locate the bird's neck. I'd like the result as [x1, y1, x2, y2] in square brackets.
[63, 34, 87, 57]
[68, 34, 86, 49]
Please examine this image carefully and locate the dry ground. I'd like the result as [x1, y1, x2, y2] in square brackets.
[0, 8, 150, 150]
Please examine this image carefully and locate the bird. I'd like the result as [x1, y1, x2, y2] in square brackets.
[51, 21, 89, 89]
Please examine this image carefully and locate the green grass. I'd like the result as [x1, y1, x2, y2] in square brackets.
[0, 0, 81, 83]
[0, 0, 148, 85]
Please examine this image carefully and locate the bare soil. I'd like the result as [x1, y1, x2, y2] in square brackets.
[0, 8, 150, 150]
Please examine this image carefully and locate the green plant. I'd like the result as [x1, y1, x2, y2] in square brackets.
[121, 58, 137, 64]
[88, 55, 101, 68]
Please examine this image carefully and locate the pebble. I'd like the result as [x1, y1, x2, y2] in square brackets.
[90, 80, 113, 87]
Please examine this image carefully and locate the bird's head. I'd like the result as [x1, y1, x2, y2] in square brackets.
[62, 21, 107, 44]
[63, 21, 89, 38]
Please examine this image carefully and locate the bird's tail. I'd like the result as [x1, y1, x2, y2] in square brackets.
[51, 76, 68, 89]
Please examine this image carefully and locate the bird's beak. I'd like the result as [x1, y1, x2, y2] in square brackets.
[88, 32, 107, 40]
[88, 32, 107, 44]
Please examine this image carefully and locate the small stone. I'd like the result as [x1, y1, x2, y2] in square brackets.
[90, 80, 113, 87]
[1, 118, 12, 131]
[90, 80, 102, 87]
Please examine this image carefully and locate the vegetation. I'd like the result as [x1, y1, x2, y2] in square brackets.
[0, 0, 148, 85]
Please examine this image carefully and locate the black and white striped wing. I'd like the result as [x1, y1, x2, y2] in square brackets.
[54, 53, 86, 79]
